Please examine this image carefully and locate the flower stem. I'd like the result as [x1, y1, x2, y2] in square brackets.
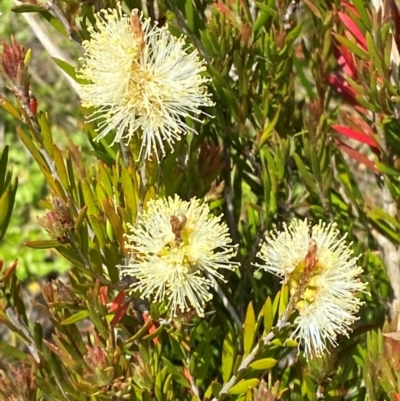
[205, 272, 241, 328]
[212, 305, 294, 400]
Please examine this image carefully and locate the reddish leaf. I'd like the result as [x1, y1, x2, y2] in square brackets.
[341, 113, 375, 138]
[335, 140, 377, 171]
[109, 290, 125, 313]
[142, 311, 159, 344]
[340, 113, 379, 148]
[325, 74, 359, 104]
[332, 125, 379, 149]
[342, 1, 358, 14]
[183, 367, 191, 384]
[111, 302, 130, 326]
[99, 286, 108, 306]
[215, 3, 229, 13]
[338, 12, 367, 50]
[334, 44, 357, 78]
[0, 260, 18, 283]
[396, 394, 400, 401]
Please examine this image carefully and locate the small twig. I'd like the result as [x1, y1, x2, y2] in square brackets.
[14, 0, 81, 94]
[206, 272, 242, 328]
[184, 326, 200, 399]
[282, 0, 300, 30]
[138, 161, 147, 217]
[44, 0, 82, 45]
[223, 144, 238, 245]
[120, 142, 132, 167]
[163, 0, 209, 61]
[6, 308, 40, 363]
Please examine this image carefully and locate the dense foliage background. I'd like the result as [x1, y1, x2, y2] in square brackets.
[0, 0, 399, 399]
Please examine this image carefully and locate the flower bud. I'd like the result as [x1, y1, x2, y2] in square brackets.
[0, 38, 29, 94]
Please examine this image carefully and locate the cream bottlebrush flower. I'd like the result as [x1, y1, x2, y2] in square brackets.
[77, 6, 213, 160]
[255, 219, 367, 360]
[121, 195, 237, 317]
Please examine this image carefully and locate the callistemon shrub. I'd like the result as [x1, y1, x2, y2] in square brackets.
[2, 0, 396, 399]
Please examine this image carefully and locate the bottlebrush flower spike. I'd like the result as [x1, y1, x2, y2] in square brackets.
[121, 195, 237, 317]
[77, 5, 214, 160]
[255, 219, 367, 360]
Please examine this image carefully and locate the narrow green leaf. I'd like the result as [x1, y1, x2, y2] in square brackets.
[185, 0, 195, 32]
[211, 382, 223, 398]
[103, 199, 125, 251]
[366, 32, 384, 76]
[278, 285, 289, 315]
[258, 106, 281, 148]
[0, 146, 9, 194]
[121, 166, 138, 219]
[16, 127, 48, 172]
[38, 112, 54, 157]
[53, 145, 69, 189]
[243, 302, 256, 357]
[75, 206, 88, 230]
[25, 239, 61, 249]
[352, 0, 372, 30]
[52, 58, 85, 83]
[0, 340, 30, 361]
[38, 11, 67, 35]
[11, 4, 44, 12]
[88, 215, 106, 249]
[263, 297, 274, 333]
[334, 34, 369, 59]
[294, 57, 315, 100]
[81, 179, 98, 218]
[0, 96, 22, 120]
[0, 188, 16, 240]
[293, 153, 319, 194]
[55, 245, 85, 267]
[228, 379, 260, 394]
[249, 358, 277, 370]
[222, 332, 235, 383]
[60, 310, 89, 325]
[209, 65, 239, 118]
[377, 162, 400, 176]
[272, 290, 281, 318]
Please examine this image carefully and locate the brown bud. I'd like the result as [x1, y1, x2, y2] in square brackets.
[130, 10, 145, 51]
[0, 364, 37, 400]
[170, 214, 187, 244]
[37, 197, 73, 242]
[0, 38, 28, 94]
[37, 210, 67, 242]
[84, 345, 108, 370]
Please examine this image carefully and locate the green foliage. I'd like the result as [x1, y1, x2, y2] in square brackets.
[0, 0, 399, 400]
[0, 146, 18, 242]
